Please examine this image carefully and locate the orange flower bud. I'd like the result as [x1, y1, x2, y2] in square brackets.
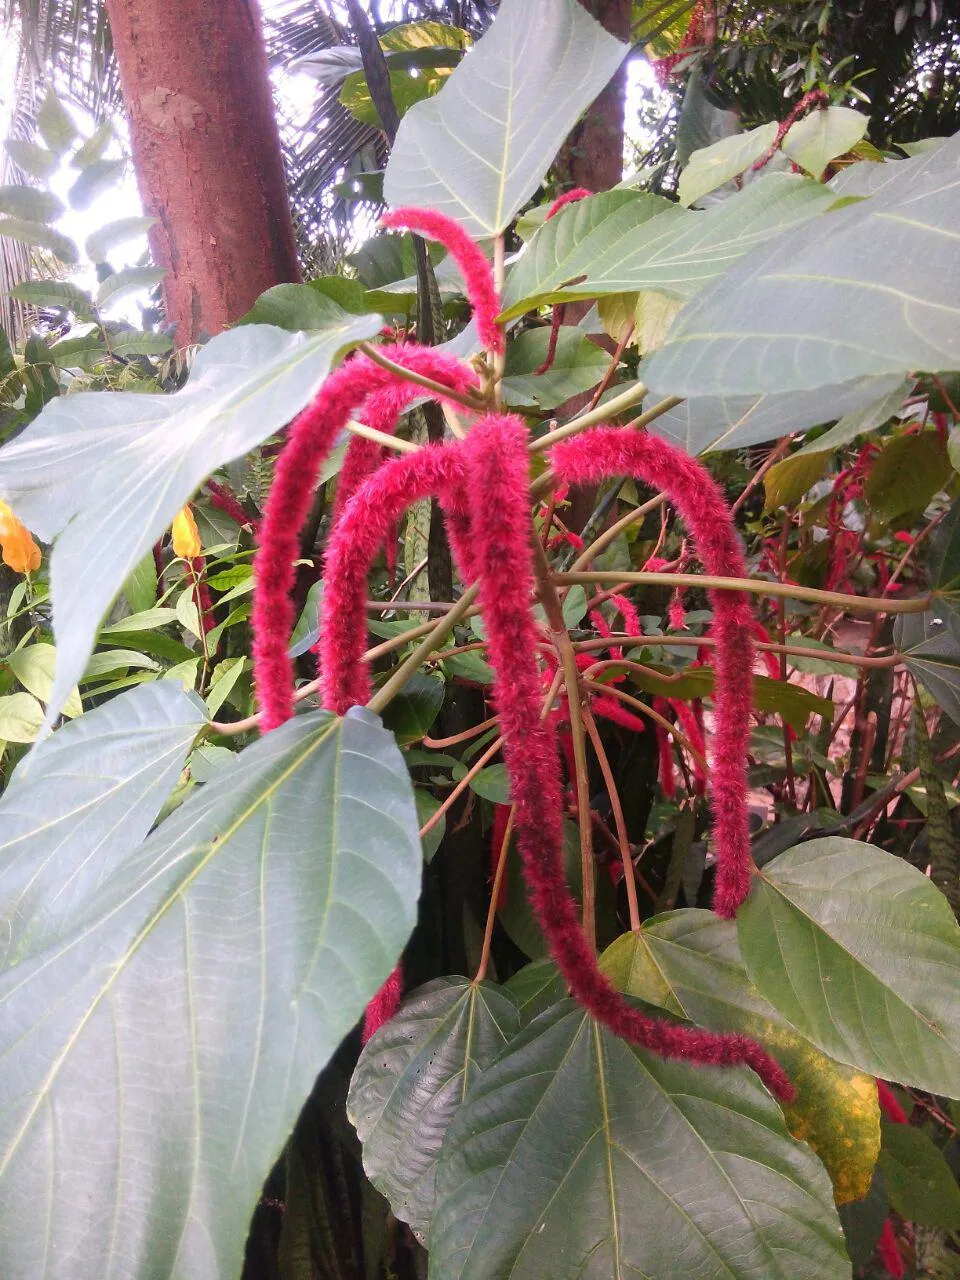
[0, 499, 41, 574]
[171, 505, 201, 559]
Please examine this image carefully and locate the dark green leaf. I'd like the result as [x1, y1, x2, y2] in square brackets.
[239, 283, 352, 331]
[879, 1124, 960, 1228]
[895, 604, 960, 726]
[503, 958, 566, 1025]
[929, 496, 960, 596]
[431, 1002, 848, 1279]
[468, 762, 510, 803]
[863, 431, 952, 525]
[0, 708, 422, 1280]
[348, 977, 518, 1242]
[415, 787, 445, 861]
[738, 837, 960, 1097]
[381, 672, 444, 744]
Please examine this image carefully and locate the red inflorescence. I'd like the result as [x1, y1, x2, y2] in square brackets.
[361, 964, 404, 1044]
[550, 426, 757, 920]
[251, 345, 475, 731]
[381, 206, 504, 355]
[457, 413, 792, 1102]
[205, 478, 255, 531]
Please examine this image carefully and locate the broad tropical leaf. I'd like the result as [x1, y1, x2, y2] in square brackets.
[678, 123, 778, 206]
[895, 604, 960, 727]
[643, 130, 960, 398]
[383, 0, 627, 238]
[502, 327, 611, 408]
[781, 107, 868, 180]
[430, 1001, 849, 1279]
[738, 837, 960, 1097]
[0, 707, 422, 1280]
[600, 914, 880, 1205]
[0, 681, 205, 967]
[348, 977, 518, 1242]
[500, 174, 835, 321]
[879, 1123, 960, 1228]
[0, 317, 380, 730]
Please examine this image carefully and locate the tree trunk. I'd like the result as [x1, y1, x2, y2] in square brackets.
[104, 0, 301, 345]
[558, 0, 632, 192]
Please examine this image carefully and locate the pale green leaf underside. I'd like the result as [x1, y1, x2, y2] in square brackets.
[738, 837, 960, 1097]
[643, 129, 960, 399]
[431, 1002, 848, 1279]
[383, 0, 627, 238]
[0, 708, 422, 1280]
[0, 317, 380, 731]
[348, 977, 518, 1243]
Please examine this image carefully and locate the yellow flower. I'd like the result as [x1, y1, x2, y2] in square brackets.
[171, 505, 202, 559]
[0, 499, 41, 574]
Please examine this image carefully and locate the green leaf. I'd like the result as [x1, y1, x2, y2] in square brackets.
[738, 837, 960, 1097]
[764, 450, 832, 510]
[468, 762, 510, 803]
[431, 1001, 848, 1279]
[561, 584, 587, 628]
[205, 656, 246, 718]
[650, 373, 907, 455]
[501, 174, 836, 321]
[929, 496, 960, 596]
[348, 977, 518, 1242]
[503, 958, 566, 1025]
[7, 280, 92, 315]
[0, 317, 381, 730]
[81, 649, 160, 681]
[879, 1123, 960, 1228]
[36, 91, 78, 155]
[340, 22, 468, 127]
[0, 691, 44, 742]
[84, 215, 156, 263]
[70, 120, 114, 169]
[67, 158, 126, 211]
[442, 648, 494, 684]
[643, 130, 960, 399]
[383, 0, 627, 238]
[600, 914, 881, 1206]
[48, 331, 107, 369]
[0, 217, 78, 264]
[501, 327, 610, 408]
[0, 682, 204, 967]
[895, 605, 960, 726]
[7, 642, 82, 718]
[415, 787, 445, 861]
[96, 266, 166, 308]
[794, 377, 914, 457]
[863, 431, 952, 525]
[381, 671, 445, 745]
[678, 122, 778, 206]
[0, 183, 64, 223]
[239, 282, 351, 331]
[3, 139, 59, 180]
[0, 707, 422, 1280]
[781, 107, 869, 180]
[108, 331, 174, 359]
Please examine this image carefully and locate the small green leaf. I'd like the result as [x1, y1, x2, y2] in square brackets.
[205, 656, 246, 718]
[895, 604, 960, 726]
[381, 671, 445, 744]
[0, 184, 64, 223]
[239, 282, 351, 331]
[679, 122, 778, 206]
[0, 217, 78, 264]
[781, 106, 869, 179]
[764, 450, 831, 511]
[7, 643, 81, 718]
[442, 648, 494, 684]
[96, 266, 166, 308]
[7, 281, 92, 315]
[0, 691, 44, 742]
[36, 91, 78, 154]
[3, 139, 59, 180]
[415, 787, 445, 860]
[348, 977, 518, 1242]
[70, 120, 114, 170]
[879, 1123, 960, 1228]
[85, 216, 156, 263]
[864, 431, 952, 525]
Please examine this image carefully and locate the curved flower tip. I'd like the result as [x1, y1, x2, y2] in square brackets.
[544, 187, 593, 220]
[0, 499, 41, 574]
[381, 206, 503, 355]
[361, 964, 404, 1043]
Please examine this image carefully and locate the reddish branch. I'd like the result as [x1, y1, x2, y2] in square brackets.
[536, 187, 593, 377]
[751, 89, 830, 172]
[458, 413, 792, 1101]
[551, 426, 757, 919]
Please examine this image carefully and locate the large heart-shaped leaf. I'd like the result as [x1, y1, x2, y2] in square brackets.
[0, 317, 380, 730]
[500, 173, 835, 321]
[600, 913, 880, 1205]
[0, 707, 421, 1280]
[383, 0, 627, 238]
[643, 129, 960, 398]
[430, 1001, 849, 1279]
[649, 374, 907, 455]
[737, 837, 960, 1098]
[895, 604, 960, 725]
[0, 681, 206, 968]
[347, 977, 518, 1242]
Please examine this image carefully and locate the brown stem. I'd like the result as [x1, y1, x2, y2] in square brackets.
[581, 679, 708, 773]
[423, 714, 500, 750]
[419, 735, 504, 837]
[582, 702, 641, 932]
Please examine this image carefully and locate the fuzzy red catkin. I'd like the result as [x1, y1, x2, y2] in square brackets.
[550, 426, 757, 920]
[361, 963, 404, 1044]
[205, 478, 255, 531]
[381, 206, 503, 355]
[877, 1080, 908, 1125]
[877, 1219, 905, 1279]
[318, 444, 468, 715]
[459, 413, 792, 1102]
[252, 346, 474, 731]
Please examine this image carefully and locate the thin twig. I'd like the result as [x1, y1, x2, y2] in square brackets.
[582, 702, 641, 932]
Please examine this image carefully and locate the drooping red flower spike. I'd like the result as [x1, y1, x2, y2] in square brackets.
[550, 426, 757, 920]
[361, 963, 404, 1044]
[877, 1219, 905, 1279]
[317, 443, 467, 715]
[458, 413, 792, 1102]
[877, 1079, 908, 1125]
[205, 478, 255, 531]
[252, 345, 475, 731]
[534, 188, 593, 377]
[381, 207, 503, 355]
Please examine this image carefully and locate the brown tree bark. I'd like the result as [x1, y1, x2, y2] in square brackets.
[104, 0, 301, 345]
[558, 0, 632, 192]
